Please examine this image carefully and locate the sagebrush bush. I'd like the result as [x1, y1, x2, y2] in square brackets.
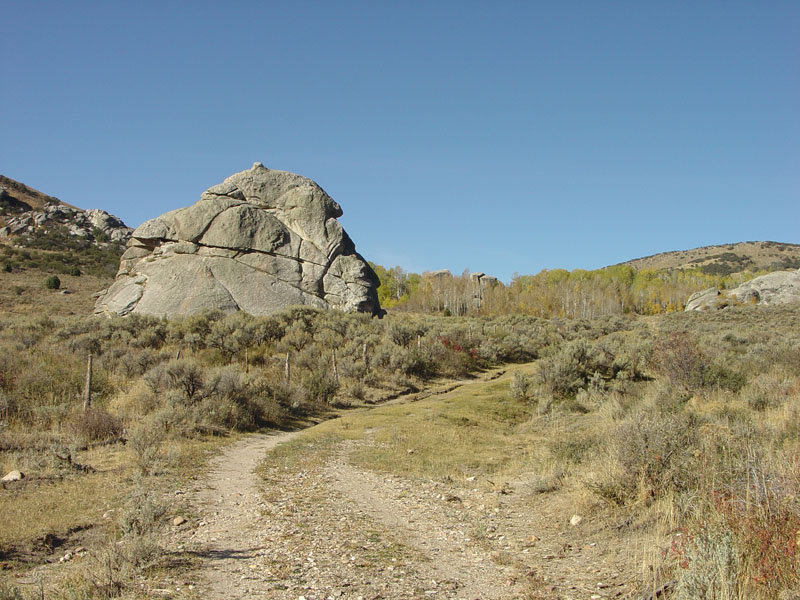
[589, 411, 701, 505]
[70, 408, 123, 445]
[127, 422, 165, 476]
[673, 524, 741, 600]
[509, 371, 533, 402]
[651, 331, 710, 391]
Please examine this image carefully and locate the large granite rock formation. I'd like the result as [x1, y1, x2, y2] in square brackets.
[685, 269, 800, 311]
[94, 163, 382, 318]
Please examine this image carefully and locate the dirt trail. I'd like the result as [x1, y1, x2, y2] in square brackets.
[328, 454, 513, 599]
[174, 431, 298, 597]
[169, 375, 530, 599]
[169, 371, 638, 599]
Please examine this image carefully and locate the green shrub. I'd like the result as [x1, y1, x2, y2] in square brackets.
[44, 275, 61, 289]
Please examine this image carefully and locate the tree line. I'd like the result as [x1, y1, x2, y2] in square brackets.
[370, 262, 772, 318]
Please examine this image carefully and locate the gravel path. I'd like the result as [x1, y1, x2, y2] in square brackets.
[164, 379, 641, 600]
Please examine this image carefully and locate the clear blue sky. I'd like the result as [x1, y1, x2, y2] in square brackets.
[3, 1, 798, 282]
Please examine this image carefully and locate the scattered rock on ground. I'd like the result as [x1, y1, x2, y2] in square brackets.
[2, 470, 25, 482]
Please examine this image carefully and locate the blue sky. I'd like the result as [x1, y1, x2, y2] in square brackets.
[2, 1, 798, 282]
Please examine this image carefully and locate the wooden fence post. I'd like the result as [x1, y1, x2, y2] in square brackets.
[82, 353, 93, 410]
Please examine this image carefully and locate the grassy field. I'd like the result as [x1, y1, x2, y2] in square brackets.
[1, 275, 798, 598]
[267, 307, 800, 599]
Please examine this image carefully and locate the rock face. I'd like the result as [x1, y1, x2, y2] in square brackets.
[685, 269, 800, 311]
[95, 163, 382, 318]
[0, 196, 132, 245]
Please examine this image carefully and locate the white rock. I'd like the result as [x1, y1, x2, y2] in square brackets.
[1, 470, 24, 482]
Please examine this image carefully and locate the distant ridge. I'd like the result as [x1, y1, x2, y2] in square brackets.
[615, 241, 800, 277]
[0, 175, 76, 212]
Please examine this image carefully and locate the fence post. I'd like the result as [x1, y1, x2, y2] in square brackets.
[82, 353, 93, 410]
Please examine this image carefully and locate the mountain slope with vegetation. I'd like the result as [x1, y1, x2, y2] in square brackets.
[0, 175, 75, 214]
[0, 177, 130, 311]
[619, 240, 800, 275]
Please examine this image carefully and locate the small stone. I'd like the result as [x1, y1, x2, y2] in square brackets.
[2, 470, 24, 482]
[173, 516, 187, 526]
[569, 514, 583, 527]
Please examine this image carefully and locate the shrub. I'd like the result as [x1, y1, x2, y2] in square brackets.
[198, 368, 278, 430]
[127, 422, 165, 475]
[44, 275, 61, 289]
[388, 322, 416, 347]
[590, 411, 700, 505]
[70, 408, 123, 445]
[303, 362, 339, 405]
[649, 331, 741, 391]
[535, 339, 592, 399]
[118, 485, 168, 537]
[509, 371, 533, 402]
[165, 359, 205, 403]
[673, 525, 741, 600]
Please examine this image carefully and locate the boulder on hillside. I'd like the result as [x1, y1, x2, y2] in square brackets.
[685, 269, 800, 311]
[94, 163, 382, 318]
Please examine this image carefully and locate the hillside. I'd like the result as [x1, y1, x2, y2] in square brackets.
[0, 175, 75, 214]
[0, 176, 132, 314]
[619, 240, 800, 276]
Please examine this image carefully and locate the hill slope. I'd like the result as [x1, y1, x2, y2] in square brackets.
[618, 240, 800, 276]
[0, 175, 131, 315]
[0, 175, 76, 213]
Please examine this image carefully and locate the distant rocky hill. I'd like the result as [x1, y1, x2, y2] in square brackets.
[618, 241, 800, 276]
[0, 175, 132, 246]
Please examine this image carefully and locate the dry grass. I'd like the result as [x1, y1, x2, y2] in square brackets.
[0, 267, 112, 315]
[623, 240, 800, 272]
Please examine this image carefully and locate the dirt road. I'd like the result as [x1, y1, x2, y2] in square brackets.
[168, 378, 638, 600]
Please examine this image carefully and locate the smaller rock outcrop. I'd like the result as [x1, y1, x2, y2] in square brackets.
[0, 197, 132, 245]
[685, 269, 800, 311]
[469, 272, 499, 309]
